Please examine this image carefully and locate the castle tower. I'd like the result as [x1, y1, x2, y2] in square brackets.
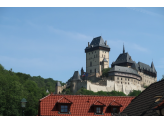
[85, 36, 110, 76]
[55, 81, 62, 94]
[70, 71, 82, 94]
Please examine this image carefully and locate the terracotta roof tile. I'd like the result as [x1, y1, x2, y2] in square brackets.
[38, 94, 134, 116]
[109, 100, 122, 107]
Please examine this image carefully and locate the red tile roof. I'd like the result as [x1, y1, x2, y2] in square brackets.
[38, 94, 135, 116]
[109, 100, 122, 107]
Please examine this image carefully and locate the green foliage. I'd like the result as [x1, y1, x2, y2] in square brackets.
[102, 67, 111, 77]
[0, 63, 65, 116]
[128, 90, 141, 96]
[143, 85, 148, 88]
[75, 88, 126, 96]
[61, 87, 71, 94]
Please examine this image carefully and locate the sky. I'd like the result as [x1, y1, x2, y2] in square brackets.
[0, 7, 164, 83]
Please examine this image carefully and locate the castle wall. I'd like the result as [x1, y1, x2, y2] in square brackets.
[138, 71, 157, 87]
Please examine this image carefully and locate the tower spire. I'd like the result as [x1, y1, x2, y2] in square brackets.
[123, 43, 125, 53]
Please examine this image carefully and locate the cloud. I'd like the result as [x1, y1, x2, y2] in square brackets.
[47, 26, 92, 41]
[127, 7, 164, 19]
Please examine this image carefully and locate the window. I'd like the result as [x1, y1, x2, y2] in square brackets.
[96, 107, 101, 114]
[112, 107, 118, 113]
[102, 55, 103, 57]
[61, 105, 68, 113]
[121, 78, 122, 80]
[94, 55, 95, 58]
[90, 70, 92, 73]
[90, 62, 92, 67]
[128, 79, 129, 81]
[117, 77, 119, 80]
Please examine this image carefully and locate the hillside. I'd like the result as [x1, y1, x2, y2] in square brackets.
[0, 64, 65, 116]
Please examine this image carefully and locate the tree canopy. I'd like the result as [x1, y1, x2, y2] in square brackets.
[0, 64, 65, 116]
[128, 90, 142, 96]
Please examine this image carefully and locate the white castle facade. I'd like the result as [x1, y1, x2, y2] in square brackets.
[55, 36, 157, 95]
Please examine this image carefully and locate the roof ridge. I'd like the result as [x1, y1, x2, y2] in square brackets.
[40, 94, 51, 101]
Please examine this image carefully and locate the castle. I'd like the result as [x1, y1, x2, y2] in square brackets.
[55, 36, 157, 95]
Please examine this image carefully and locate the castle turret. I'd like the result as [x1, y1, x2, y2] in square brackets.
[55, 81, 62, 94]
[123, 44, 125, 54]
[70, 71, 82, 94]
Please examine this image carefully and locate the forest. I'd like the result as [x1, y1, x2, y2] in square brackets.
[1, 64, 158, 116]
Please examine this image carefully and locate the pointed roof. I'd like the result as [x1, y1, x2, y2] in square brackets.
[112, 52, 134, 66]
[72, 71, 81, 81]
[109, 100, 122, 107]
[56, 81, 61, 86]
[81, 67, 84, 71]
[123, 44, 125, 53]
[46, 89, 49, 93]
[90, 36, 109, 47]
[103, 58, 108, 62]
[138, 62, 157, 74]
[57, 97, 72, 104]
[151, 61, 156, 73]
[93, 100, 106, 106]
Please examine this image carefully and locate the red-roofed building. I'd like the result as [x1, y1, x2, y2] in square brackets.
[38, 94, 134, 116]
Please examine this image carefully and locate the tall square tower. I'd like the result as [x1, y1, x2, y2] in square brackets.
[85, 36, 110, 76]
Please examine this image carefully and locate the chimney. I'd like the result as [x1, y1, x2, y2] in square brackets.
[88, 42, 90, 47]
[105, 40, 107, 45]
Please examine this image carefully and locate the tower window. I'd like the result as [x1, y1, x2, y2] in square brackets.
[90, 62, 92, 67]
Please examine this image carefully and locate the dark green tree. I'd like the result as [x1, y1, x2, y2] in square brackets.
[102, 67, 111, 77]
[128, 90, 141, 96]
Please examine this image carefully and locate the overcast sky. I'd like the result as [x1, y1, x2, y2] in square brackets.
[0, 7, 164, 83]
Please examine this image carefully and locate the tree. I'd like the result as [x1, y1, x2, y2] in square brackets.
[102, 67, 111, 77]
[128, 90, 141, 96]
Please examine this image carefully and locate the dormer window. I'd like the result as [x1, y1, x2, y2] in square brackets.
[112, 107, 119, 113]
[61, 105, 68, 113]
[96, 107, 102, 114]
